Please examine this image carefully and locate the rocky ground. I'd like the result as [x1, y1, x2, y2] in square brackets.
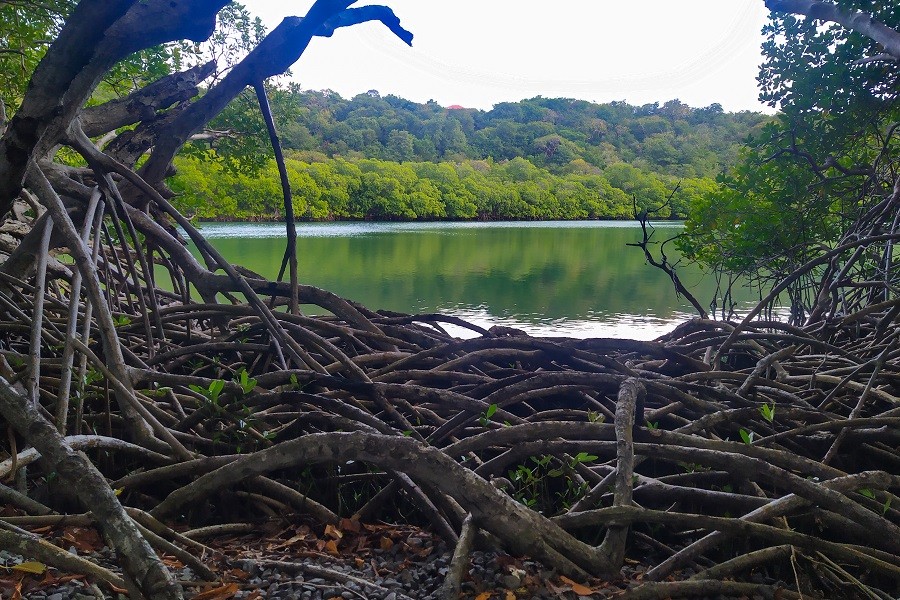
[0, 518, 664, 600]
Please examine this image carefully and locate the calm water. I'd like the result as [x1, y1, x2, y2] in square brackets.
[189, 221, 757, 340]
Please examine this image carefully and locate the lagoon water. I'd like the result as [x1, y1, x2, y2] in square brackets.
[190, 221, 758, 340]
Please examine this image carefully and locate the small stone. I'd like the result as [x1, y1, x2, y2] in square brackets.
[501, 574, 522, 589]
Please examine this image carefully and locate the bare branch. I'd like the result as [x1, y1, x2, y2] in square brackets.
[79, 61, 216, 138]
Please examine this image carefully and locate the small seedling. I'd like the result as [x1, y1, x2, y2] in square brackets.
[479, 403, 498, 426]
[758, 402, 775, 423]
[573, 451, 598, 464]
[587, 411, 605, 423]
[235, 368, 257, 395]
[739, 428, 755, 444]
[190, 379, 225, 406]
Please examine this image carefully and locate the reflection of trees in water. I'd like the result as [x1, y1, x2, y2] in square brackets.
[204, 224, 755, 321]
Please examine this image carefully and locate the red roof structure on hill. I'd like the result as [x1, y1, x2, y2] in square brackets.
[447, 104, 466, 110]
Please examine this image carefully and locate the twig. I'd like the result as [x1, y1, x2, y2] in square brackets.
[439, 513, 476, 600]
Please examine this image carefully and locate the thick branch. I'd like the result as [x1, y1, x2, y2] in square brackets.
[80, 61, 216, 138]
[0, 0, 227, 218]
[140, 1, 411, 185]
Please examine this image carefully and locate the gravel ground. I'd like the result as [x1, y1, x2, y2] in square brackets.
[1, 541, 633, 599]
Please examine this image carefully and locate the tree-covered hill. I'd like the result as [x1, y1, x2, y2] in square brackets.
[279, 92, 769, 179]
[172, 93, 769, 221]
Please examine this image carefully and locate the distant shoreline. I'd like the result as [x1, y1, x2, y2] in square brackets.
[186, 215, 684, 224]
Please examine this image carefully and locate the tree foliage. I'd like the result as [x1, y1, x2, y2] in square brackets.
[0, 0, 73, 111]
[681, 0, 900, 299]
[170, 150, 722, 221]
[266, 92, 767, 180]
[173, 92, 760, 220]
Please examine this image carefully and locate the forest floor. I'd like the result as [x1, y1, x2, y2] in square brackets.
[0, 515, 711, 600]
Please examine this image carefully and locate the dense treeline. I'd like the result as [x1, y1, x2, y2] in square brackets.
[171, 151, 719, 221]
[275, 92, 768, 179]
[171, 93, 765, 221]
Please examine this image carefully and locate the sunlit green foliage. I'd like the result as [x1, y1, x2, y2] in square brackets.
[173, 91, 759, 221]
[170, 151, 720, 221]
[0, 0, 72, 111]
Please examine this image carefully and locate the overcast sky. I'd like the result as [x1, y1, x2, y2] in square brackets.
[240, 1, 773, 113]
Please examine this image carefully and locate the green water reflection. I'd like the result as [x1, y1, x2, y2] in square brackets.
[190, 221, 751, 339]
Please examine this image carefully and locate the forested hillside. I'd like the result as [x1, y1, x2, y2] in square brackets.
[171, 93, 769, 221]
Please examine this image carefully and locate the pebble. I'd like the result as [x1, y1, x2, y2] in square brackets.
[1, 534, 630, 600]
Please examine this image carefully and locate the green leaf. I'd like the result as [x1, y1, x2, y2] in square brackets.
[739, 428, 754, 445]
[485, 403, 498, 419]
[209, 379, 225, 396]
[236, 369, 257, 394]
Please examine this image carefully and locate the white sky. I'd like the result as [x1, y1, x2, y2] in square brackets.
[241, 1, 773, 113]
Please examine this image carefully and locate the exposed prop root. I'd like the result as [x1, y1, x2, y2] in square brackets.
[2, 226, 900, 596]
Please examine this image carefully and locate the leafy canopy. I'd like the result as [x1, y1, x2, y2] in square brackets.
[681, 1, 900, 285]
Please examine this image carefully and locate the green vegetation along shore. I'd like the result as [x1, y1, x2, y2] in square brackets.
[169, 94, 767, 221]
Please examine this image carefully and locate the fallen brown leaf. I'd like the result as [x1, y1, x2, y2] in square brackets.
[11, 574, 23, 600]
[161, 556, 185, 569]
[191, 582, 239, 600]
[340, 518, 361, 533]
[62, 527, 103, 553]
[560, 575, 596, 596]
[324, 524, 343, 540]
